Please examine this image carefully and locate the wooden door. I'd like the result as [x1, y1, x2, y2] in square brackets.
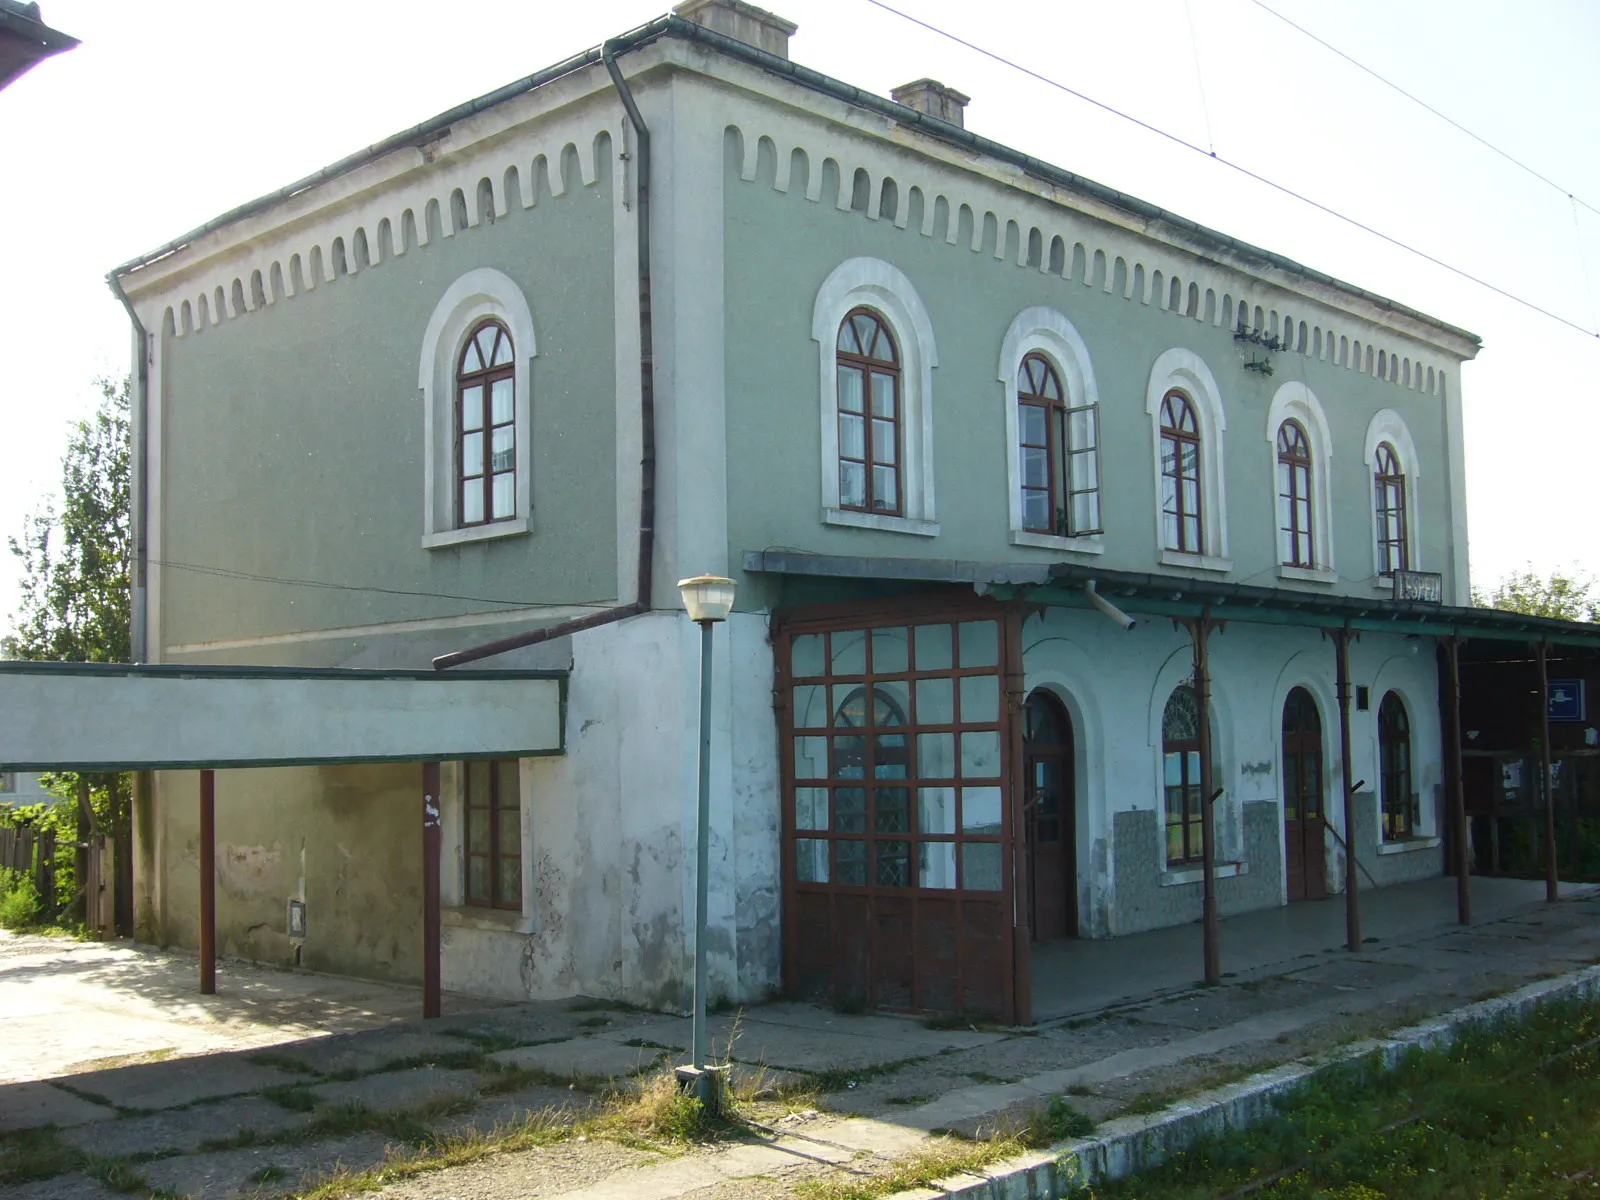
[1282, 687, 1326, 900]
[1024, 690, 1075, 940]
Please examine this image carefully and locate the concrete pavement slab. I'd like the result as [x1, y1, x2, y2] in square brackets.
[59, 1096, 312, 1158]
[0, 1081, 115, 1132]
[309, 1067, 481, 1114]
[5, 1173, 122, 1199]
[65, 1054, 305, 1112]
[734, 1005, 1006, 1052]
[428, 1083, 593, 1137]
[264, 1029, 469, 1077]
[490, 1038, 666, 1081]
[138, 1132, 394, 1199]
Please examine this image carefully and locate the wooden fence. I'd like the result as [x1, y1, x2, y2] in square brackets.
[0, 824, 57, 913]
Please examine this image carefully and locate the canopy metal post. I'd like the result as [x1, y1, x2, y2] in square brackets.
[199, 769, 216, 995]
[423, 761, 442, 1019]
[1442, 635, 1472, 924]
[1536, 641, 1558, 903]
[1329, 625, 1362, 952]
[1181, 610, 1222, 985]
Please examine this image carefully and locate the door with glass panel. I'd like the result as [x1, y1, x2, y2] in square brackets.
[782, 608, 1014, 1018]
[1281, 688, 1327, 901]
[1023, 690, 1075, 941]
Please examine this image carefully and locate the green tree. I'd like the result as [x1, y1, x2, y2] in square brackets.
[1473, 566, 1599, 623]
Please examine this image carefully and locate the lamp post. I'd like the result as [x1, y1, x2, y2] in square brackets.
[676, 574, 736, 1110]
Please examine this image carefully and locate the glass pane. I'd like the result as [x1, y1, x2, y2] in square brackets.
[496, 760, 519, 805]
[873, 732, 908, 779]
[468, 807, 489, 854]
[460, 386, 484, 431]
[920, 841, 957, 889]
[915, 677, 954, 725]
[491, 377, 514, 425]
[468, 856, 489, 903]
[838, 366, 865, 413]
[1067, 407, 1095, 448]
[1069, 447, 1099, 489]
[962, 842, 1003, 891]
[791, 633, 825, 677]
[1072, 491, 1099, 534]
[461, 485, 484, 525]
[875, 787, 910, 833]
[875, 841, 911, 887]
[461, 431, 484, 474]
[1020, 403, 1046, 444]
[1164, 752, 1183, 788]
[793, 685, 828, 728]
[832, 733, 867, 779]
[835, 840, 867, 885]
[871, 419, 897, 465]
[796, 838, 830, 883]
[872, 465, 897, 511]
[498, 854, 521, 907]
[477, 329, 499, 365]
[840, 462, 866, 508]
[492, 331, 513, 366]
[1166, 825, 1186, 863]
[468, 763, 490, 808]
[793, 737, 828, 779]
[962, 786, 1003, 833]
[832, 685, 866, 728]
[839, 412, 865, 459]
[1022, 490, 1051, 532]
[871, 627, 909, 675]
[959, 675, 1000, 723]
[917, 732, 956, 778]
[833, 787, 867, 832]
[958, 622, 999, 668]
[832, 630, 867, 676]
[1023, 446, 1049, 488]
[960, 730, 1002, 777]
[492, 472, 514, 520]
[463, 340, 484, 373]
[871, 372, 896, 418]
[795, 787, 828, 830]
[918, 787, 956, 835]
[914, 624, 953, 671]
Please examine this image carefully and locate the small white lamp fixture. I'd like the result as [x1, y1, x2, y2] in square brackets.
[677, 575, 737, 625]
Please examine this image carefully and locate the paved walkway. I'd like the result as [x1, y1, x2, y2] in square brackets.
[2, 876, 1597, 1199]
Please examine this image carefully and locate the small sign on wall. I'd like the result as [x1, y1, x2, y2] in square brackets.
[288, 898, 307, 941]
[1550, 680, 1588, 722]
[1392, 570, 1444, 603]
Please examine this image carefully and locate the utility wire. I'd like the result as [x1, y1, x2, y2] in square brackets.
[862, 0, 1600, 340]
[1249, 0, 1600, 221]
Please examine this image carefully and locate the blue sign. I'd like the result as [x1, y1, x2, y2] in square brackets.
[1549, 680, 1587, 722]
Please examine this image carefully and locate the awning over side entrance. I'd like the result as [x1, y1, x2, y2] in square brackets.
[0, 662, 566, 771]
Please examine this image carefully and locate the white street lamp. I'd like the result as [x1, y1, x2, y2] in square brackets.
[676, 574, 736, 1110]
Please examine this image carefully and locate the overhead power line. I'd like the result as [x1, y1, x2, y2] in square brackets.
[862, 0, 1599, 340]
[1249, 0, 1600, 221]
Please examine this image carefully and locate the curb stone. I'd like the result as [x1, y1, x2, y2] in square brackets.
[892, 962, 1600, 1199]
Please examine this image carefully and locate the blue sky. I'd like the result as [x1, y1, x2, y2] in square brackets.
[1, 0, 1595, 632]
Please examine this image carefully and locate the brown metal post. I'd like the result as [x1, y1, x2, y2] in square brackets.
[1333, 625, 1361, 952]
[1443, 635, 1472, 925]
[1536, 642, 1558, 903]
[1004, 604, 1033, 1025]
[1189, 610, 1221, 985]
[423, 762, 442, 1019]
[199, 770, 216, 995]
[74, 778, 91, 928]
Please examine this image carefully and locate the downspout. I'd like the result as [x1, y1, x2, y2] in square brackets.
[106, 271, 149, 665]
[433, 38, 655, 670]
[1084, 580, 1136, 630]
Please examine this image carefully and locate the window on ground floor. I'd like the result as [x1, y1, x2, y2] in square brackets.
[464, 759, 521, 910]
[1163, 684, 1204, 865]
[1379, 692, 1416, 840]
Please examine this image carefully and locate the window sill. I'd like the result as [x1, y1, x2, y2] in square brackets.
[823, 508, 940, 537]
[1277, 565, 1339, 585]
[422, 517, 530, 550]
[1011, 530, 1105, 555]
[1161, 861, 1245, 887]
[1159, 550, 1233, 574]
[442, 905, 536, 934]
[1377, 835, 1440, 856]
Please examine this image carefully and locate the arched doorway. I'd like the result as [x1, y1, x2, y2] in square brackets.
[1282, 687, 1327, 900]
[1024, 690, 1076, 940]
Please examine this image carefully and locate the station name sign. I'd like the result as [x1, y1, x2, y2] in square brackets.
[1392, 570, 1444, 604]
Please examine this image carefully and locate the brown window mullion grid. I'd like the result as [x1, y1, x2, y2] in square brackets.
[1375, 444, 1408, 575]
[465, 759, 521, 911]
[836, 309, 903, 517]
[456, 321, 515, 529]
[1277, 421, 1314, 568]
[1160, 391, 1203, 554]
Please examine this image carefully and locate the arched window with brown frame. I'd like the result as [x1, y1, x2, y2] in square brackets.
[836, 309, 902, 515]
[1374, 442, 1408, 575]
[1277, 419, 1314, 567]
[1017, 353, 1064, 534]
[1160, 390, 1203, 553]
[1378, 691, 1415, 840]
[456, 320, 516, 527]
[1162, 685, 1203, 865]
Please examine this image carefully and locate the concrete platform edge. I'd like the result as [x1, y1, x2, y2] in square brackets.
[903, 962, 1600, 1199]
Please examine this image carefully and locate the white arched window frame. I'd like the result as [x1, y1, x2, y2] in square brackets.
[1145, 649, 1243, 884]
[419, 268, 537, 548]
[1265, 381, 1336, 583]
[998, 307, 1103, 553]
[812, 257, 938, 536]
[1362, 410, 1421, 587]
[1146, 349, 1230, 571]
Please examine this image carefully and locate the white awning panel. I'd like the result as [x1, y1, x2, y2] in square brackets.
[0, 663, 565, 771]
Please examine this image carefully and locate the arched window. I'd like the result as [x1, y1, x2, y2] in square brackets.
[456, 320, 516, 527]
[836, 309, 902, 516]
[1374, 442, 1408, 575]
[1378, 692, 1415, 840]
[1276, 420, 1314, 568]
[1017, 354, 1064, 534]
[1160, 391, 1203, 554]
[1162, 685, 1203, 865]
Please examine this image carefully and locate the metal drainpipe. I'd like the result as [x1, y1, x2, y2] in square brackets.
[433, 38, 655, 670]
[106, 272, 149, 665]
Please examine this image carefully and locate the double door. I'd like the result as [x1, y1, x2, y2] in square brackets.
[1283, 687, 1326, 901]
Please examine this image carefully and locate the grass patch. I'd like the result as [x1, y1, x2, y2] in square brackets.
[262, 1085, 319, 1112]
[0, 1128, 82, 1186]
[808, 1056, 925, 1094]
[1022, 1096, 1095, 1146]
[797, 1134, 1024, 1200]
[966, 1070, 1019, 1085]
[249, 1050, 321, 1076]
[577, 1016, 611, 1029]
[438, 1029, 529, 1055]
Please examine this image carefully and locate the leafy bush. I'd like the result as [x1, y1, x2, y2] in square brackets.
[0, 868, 41, 929]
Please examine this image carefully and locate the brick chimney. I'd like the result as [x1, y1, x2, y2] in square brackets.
[891, 79, 970, 128]
[672, 0, 798, 59]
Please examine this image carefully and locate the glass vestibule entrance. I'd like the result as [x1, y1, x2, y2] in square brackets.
[778, 599, 1019, 1018]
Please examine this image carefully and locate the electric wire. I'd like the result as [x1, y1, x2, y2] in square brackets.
[862, 0, 1600, 340]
